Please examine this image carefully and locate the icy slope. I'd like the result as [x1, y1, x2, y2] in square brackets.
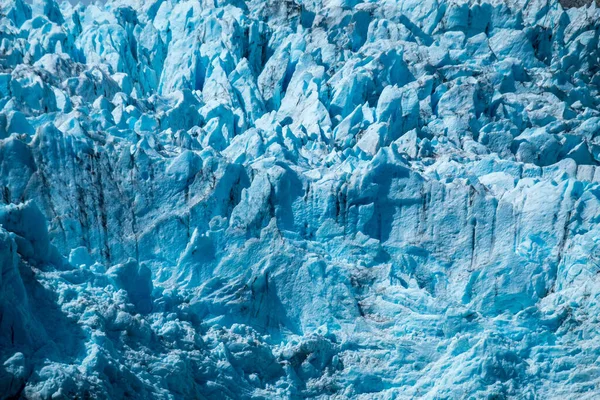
[1, 0, 600, 398]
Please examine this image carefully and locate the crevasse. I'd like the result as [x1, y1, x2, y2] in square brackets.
[1, 0, 600, 398]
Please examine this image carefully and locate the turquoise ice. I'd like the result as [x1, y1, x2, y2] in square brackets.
[1, 0, 600, 398]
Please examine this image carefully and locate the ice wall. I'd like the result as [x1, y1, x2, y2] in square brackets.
[1, 0, 600, 398]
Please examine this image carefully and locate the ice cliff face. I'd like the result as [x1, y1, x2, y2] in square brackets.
[1, 0, 600, 398]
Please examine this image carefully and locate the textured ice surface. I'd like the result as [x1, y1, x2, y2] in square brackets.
[1, 0, 600, 398]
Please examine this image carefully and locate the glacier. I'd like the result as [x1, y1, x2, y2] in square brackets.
[1, 0, 600, 398]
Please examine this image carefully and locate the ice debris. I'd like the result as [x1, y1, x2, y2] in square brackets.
[1, 0, 600, 398]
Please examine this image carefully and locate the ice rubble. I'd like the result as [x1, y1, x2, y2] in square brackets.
[1, 0, 600, 398]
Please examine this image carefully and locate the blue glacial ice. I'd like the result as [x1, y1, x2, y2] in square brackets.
[1, 0, 600, 398]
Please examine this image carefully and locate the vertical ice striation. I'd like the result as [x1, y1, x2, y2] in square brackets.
[1, 0, 600, 398]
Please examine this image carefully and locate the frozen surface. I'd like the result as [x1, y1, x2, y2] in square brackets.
[1, 0, 600, 398]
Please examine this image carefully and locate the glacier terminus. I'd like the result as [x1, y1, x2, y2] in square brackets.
[1, 0, 600, 398]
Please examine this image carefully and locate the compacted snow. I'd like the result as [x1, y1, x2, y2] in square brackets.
[1, 0, 600, 398]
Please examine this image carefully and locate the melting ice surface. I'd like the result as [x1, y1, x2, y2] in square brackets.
[1, 0, 600, 398]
